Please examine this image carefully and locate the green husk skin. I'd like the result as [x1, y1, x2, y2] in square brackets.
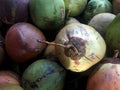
[84, 0, 112, 22]
[0, 84, 23, 90]
[64, 0, 87, 17]
[22, 59, 66, 90]
[105, 13, 120, 56]
[29, 0, 65, 31]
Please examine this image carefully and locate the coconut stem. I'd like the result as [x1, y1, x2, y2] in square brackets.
[37, 39, 79, 54]
[37, 40, 68, 48]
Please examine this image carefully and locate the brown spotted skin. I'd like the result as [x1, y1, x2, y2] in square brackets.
[55, 22, 106, 72]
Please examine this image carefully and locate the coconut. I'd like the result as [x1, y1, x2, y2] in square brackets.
[5, 22, 46, 63]
[0, 0, 29, 24]
[55, 21, 106, 72]
[88, 13, 116, 38]
[113, 0, 120, 14]
[64, 0, 87, 17]
[65, 17, 80, 25]
[83, 0, 112, 23]
[105, 13, 120, 56]
[22, 59, 66, 90]
[29, 0, 65, 31]
[0, 70, 20, 86]
[86, 50, 120, 90]
[0, 84, 23, 90]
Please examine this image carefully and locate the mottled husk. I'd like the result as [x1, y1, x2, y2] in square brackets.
[29, 0, 65, 31]
[55, 22, 106, 72]
[22, 59, 66, 90]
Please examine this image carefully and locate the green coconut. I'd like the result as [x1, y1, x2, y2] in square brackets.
[29, 0, 65, 31]
[22, 59, 66, 90]
[84, 0, 112, 23]
[64, 0, 87, 17]
[0, 84, 23, 90]
[105, 13, 120, 56]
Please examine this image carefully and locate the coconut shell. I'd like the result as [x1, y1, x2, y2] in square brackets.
[5, 23, 46, 63]
[29, 0, 65, 31]
[0, 84, 23, 90]
[83, 0, 112, 23]
[22, 59, 66, 90]
[86, 63, 120, 90]
[88, 13, 116, 38]
[0, 70, 20, 86]
[0, 0, 29, 24]
[113, 0, 120, 14]
[64, 0, 87, 17]
[55, 22, 106, 72]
